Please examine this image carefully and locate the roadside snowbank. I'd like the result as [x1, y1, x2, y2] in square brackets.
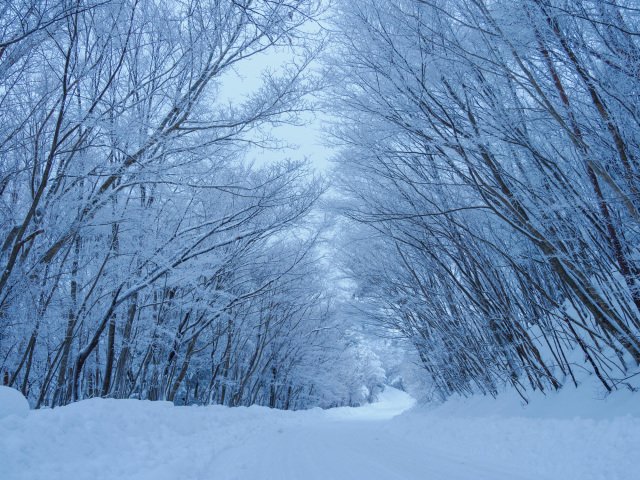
[387, 384, 640, 480]
[1, 396, 302, 480]
[0, 387, 410, 480]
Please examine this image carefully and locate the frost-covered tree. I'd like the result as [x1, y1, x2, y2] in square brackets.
[0, 0, 374, 409]
[329, 0, 640, 400]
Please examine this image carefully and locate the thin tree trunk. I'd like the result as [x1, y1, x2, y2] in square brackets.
[71, 285, 122, 402]
[112, 293, 137, 398]
[101, 315, 116, 397]
[168, 334, 198, 402]
[20, 326, 38, 396]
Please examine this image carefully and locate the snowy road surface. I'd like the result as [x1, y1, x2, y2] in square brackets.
[2, 385, 639, 479]
[208, 388, 533, 480]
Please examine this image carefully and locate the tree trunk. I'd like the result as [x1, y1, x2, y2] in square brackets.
[71, 286, 122, 402]
[101, 315, 116, 397]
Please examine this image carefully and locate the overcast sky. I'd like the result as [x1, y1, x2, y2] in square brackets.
[217, 35, 334, 172]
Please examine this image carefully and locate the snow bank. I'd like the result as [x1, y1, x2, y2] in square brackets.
[0, 398, 305, 480]
[0, 386, 29, 420]
[386, 384, 640, 480]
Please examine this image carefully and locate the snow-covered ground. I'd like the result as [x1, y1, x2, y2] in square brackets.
[1, 385, 639, 479]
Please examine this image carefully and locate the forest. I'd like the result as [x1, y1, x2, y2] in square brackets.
[1, 0, 639, 410]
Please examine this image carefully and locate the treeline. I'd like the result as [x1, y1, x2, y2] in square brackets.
[331, 0, 640, 400]
[0, 0, 373, 410]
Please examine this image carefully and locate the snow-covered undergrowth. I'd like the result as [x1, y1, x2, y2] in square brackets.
[1, 384, 639, 479]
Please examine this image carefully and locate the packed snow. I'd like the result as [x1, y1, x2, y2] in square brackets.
[1, 385, 639, 479]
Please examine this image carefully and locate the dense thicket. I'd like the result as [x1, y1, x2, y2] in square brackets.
[0, 0, 376, 410]
[331, 0, 640, 400]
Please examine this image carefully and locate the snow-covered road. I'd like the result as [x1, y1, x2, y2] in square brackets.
[2, 385, 639, 479]
[208, 388, 533, 480]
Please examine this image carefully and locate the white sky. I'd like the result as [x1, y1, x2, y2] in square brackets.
[217, 37, 335, 172]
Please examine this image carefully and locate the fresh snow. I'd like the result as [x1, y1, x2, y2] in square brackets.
[0, 387, 29, 420]
[1, 385, 639, 479]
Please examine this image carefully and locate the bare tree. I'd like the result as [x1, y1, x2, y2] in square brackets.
[1, 0, 363, 409]
[329, 0, 640, 400]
